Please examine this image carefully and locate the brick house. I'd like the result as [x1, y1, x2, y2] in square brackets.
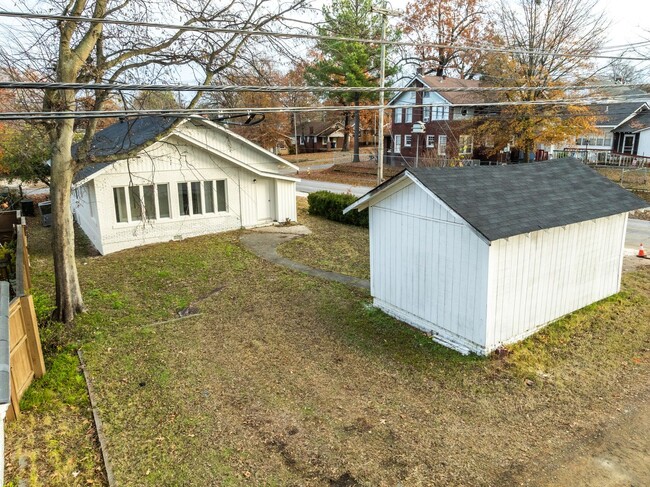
[296, 121, 345, 152]
[387, 75, 491, 165]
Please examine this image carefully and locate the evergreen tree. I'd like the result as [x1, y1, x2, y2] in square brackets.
[306, 0, 397, 162]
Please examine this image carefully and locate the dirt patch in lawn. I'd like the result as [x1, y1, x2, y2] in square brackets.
[277, 197, 370, 280]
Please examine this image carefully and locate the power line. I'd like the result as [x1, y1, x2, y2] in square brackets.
[1, 81, 649, 94]
[0, 10, 649, 63]
[0, 96, 647, 121]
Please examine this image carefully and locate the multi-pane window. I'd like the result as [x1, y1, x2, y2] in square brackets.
[394, 108, 403, 123]
[394, 134, 402, 153]
[426, 135, 435, 148]
[438, 135, 447, 156]
[428, 106, 450, 121]
[113, 183, 170, 223]
[423, 106, 431, 122]
[299, 136, 305, 145]
[459, 135, 473, 155]
[404, 135, 412, 147]
[405, 107, 413, 123]
[178, 180, 228, 216]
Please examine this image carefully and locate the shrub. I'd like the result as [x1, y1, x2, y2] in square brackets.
[307, 191, 368, 227]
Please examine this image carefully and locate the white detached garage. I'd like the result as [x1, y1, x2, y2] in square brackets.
[71, 117, 298, 255]
[345, 159, 647, 355]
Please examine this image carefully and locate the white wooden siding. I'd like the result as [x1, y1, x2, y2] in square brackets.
[275, 180, 298, 222]
[485, 213, 628, 350]
[636, 131, 650, 157]
[72, 182, 103, 253]
[369, 182, 490, 354]
[179, 123, 285, 173]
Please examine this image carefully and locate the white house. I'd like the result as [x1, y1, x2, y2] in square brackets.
[611, 104, 650, 157]
[72, 116, 299, 255]
[344, 158, 647, 355]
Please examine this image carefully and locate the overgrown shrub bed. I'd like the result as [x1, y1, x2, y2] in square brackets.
[307, 190, 368, 227]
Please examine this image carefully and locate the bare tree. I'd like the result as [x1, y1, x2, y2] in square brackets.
[2, 0, 307, 322]
[477, 0, 608, 158]
[399, 0, 494, 79]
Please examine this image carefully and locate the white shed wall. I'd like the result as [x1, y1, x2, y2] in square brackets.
[370, 182, 490, 354]
[485, 213, 628, 351]
[80, 136, 295, 255]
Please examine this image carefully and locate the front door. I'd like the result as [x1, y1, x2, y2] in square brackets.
[256, 179, 274, 222]
[623, 134, 635, 154]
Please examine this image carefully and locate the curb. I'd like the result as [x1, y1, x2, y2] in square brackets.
[78, 349, 116, 487]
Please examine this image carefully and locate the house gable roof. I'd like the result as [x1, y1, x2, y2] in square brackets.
[594, 102, 649, 127]
[346, 158, 647, 242]
[388, 74, 487, 107]
[612, 106, 650, 133]
[73, 116, 298, 186]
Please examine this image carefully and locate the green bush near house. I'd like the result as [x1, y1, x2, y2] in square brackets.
[307, 191, 368, 227]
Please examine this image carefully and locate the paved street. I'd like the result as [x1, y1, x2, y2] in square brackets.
[626, 218, 650, 251]
[295, 179, 372, 197]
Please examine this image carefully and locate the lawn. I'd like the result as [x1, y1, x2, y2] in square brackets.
[277, 197, 370, 280]
[5, 208, 650, 486]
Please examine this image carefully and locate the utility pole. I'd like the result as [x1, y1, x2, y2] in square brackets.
[372, 2, 399, 186]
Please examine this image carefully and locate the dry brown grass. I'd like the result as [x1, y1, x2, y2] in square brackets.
[8, 208, 650, 486]
[277, 197, 370, 280]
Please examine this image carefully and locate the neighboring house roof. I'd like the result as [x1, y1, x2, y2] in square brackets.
[388, 74, 488, 107]
[612, 108, 650, 133]
[297, 121, 343, 137]
[73, 116, 298, 185]
[420, 75, 485, 105]
[593, 102, 649, 127]
[73, 117, 177, 184]
[346, 158, 647, 242]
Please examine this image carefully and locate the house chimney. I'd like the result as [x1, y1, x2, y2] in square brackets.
[416, 65, 424, 76]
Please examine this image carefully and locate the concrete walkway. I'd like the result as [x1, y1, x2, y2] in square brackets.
[240, 226, 370, 290]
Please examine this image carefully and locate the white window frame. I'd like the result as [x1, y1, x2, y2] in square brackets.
[113, 184, 167, 224]
[299, 136, 304, 145]
[404, 135, 412, 147]
[394, 107, 403, 123]
[426, 135, 435, 148]
[405, 107, 413, 123]
[423, 106, 431, 122]
[394, 134, 402, 153]
[177, 179, 228, 217]
[438, 135, 447, 156]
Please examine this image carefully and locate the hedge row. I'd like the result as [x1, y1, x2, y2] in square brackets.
[307, 191, 368, 227]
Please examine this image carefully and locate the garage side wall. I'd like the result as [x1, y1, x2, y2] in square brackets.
[72, 181, 104, 254]
[370, 182, 490, 355]
[485, 213, 628, 351]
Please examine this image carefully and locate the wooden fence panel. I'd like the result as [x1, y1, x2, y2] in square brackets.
[1, 222, 44, 421]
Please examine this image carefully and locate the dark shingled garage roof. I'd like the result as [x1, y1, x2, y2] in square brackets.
[405, 158, 648, 242]
[73, 116, 177, 184]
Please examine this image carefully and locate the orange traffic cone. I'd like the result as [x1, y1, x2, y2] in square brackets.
[638, 243, 647, 258]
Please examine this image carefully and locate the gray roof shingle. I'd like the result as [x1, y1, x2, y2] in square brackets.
[406, 158, 648, 241]
[73, 116, 178, 183]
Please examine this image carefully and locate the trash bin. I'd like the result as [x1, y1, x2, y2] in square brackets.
[20, 199, 35, 217]
[38, 201, 52, 227]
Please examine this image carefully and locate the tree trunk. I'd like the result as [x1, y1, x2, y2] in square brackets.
[342, 111, 350, 152]
[353, 97, 360, 162]
[50, 117, 84, 322]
